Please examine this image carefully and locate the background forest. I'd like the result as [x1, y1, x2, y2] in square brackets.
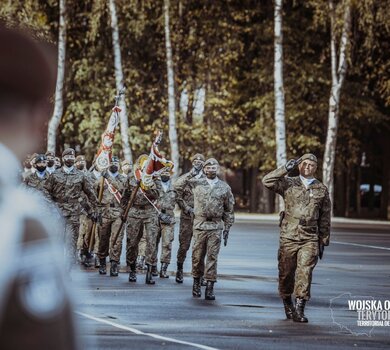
[1, 0, 389, 218]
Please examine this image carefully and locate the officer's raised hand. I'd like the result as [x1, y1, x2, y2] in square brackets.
[285, 159, 298, 172]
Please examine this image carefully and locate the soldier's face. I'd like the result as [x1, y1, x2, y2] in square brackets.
[63, 155, 75, 167]
[193, 159, 204, 170]
[204, 165, 218, 179]
[46, 155, 55, 167]
[298, 160, 317, 178]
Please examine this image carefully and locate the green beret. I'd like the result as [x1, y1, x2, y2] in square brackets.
[75, 155, 86, 162]
[203, 158, 219, 167]
[62, 148, 75, 157]
[300, 153, 317, 163]
[191, 153, 205, 162]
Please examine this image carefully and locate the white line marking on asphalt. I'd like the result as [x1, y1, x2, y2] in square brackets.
[76, 311, 220, 350]
[333, 241, 390, 251]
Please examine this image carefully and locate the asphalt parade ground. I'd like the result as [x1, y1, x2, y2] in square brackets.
[71, 216, 390, 350]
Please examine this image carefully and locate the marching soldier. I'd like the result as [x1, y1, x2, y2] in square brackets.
[175, 158, 235, 300]
[45, 151, 56, 174]
[96, 156, 127, 276]
[123, 154, 161, 285]
[152, 168, 177, 278]
[174, 153, 205, 283]
[23, 154, 50, 191]
[43, 148, 100, 269]
[262, 153, 331, 323]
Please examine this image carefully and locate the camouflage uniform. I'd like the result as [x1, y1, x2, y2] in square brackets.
[124, 177, 160, 270]
[262, 165, 331, 301]
[175, 173, 235, 282]
[43, 166, 98, 264]
[97, 171, 127, 264]
[23, 171, 50, 192]
[76, 170, 100, 255]
[175, 171, 205, 264]
[152, 179, 177, 267]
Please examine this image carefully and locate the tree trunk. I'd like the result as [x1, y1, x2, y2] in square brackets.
[322, 0, 351, 213]
[274, 0, 287, 212]
[164, 0, 180, 178]
[47, 0, 66, 153]
[108, 0, 133, 163]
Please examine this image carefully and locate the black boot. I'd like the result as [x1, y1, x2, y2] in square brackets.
[192, 278, 201, 297]
[128, 263, 137, 282]
[200, 276, 207, 286]
[293, 298, 308, 323]
[282, 296, 295, 320]
[160, 263, 169, 278]
[98, 258, 106, 275]
[145, 264, 156, 285]
[151, 265, 159, 277]
[205, 281, 215, 300]
[110, 261, 119, 277]
[176, 262, 184, 283]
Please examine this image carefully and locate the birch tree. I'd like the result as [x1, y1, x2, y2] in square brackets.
[47, 0, 66, 153]
[108, 0, 133, 163]
[274, 0, 287, 210]
[323, 0, 352, 209]
[163, 0, 180, 177]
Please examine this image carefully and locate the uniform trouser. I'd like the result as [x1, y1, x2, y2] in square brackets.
[152, 223, 175, 265]
[137, 228, 146, 257]
[192, 229, 222, 282]
[176, 215, 194, 264]
[64, 216, 80, 264]
[97, 215, 124, 263]
[278, 238, 319, 301]
[126, 213, 159, 266]
[77, 214, 99, 253]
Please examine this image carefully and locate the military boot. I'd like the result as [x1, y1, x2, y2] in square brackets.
[176, 262, 184, 283]
[136, 255, 145, 270]
[205, 281, 215, 300]
[151, 265, 159, 277]
[145, 264, 156, 285]
[98, 258, 106, 275]
[110, 261, 119, 277]
[293, 298, 308, 323]
[200, 276, 207, 286]
[160, 263, 169, 278]
[128, 263, 137, 282]
[192, 278, 201, 297]
[94, 255, 100, 268]
[282, 296, 295, 320]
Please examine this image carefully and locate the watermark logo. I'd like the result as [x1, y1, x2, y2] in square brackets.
[329, 293, 390, 337]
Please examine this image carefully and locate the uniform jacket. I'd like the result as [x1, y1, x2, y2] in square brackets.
[123, 176, 160, 219]
[262, 166, 331, 245]
[99, 172, 127, 218]
[157, 180, 177, 224]
[43, 167, 98, 217]
[175, 173, 235, 231]
[23, 171, 50, 192]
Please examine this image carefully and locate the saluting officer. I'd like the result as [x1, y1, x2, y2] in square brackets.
[262, 153, 331, 323]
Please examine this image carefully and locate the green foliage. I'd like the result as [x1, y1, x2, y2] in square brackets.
[1, 0, 389, 178]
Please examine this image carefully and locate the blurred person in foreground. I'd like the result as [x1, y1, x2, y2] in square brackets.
[0, 23, 80, 349]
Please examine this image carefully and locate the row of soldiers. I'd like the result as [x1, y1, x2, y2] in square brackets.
[22, 149, 235, 300]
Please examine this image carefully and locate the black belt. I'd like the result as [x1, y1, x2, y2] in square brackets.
[133, 205, 149, 210]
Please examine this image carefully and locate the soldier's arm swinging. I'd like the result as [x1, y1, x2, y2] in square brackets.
[222, 188, 235, 247]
